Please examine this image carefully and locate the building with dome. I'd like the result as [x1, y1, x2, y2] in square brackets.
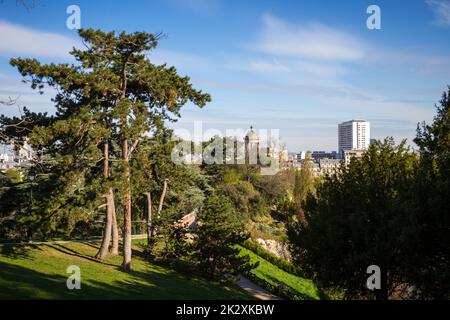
[245, 126, 260, 164]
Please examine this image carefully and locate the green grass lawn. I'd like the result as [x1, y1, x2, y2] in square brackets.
[238, 246, 321, 300]
[0, 240, 251, 299]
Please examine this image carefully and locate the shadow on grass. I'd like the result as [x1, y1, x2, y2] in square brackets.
[0, 261, 85, 299]
[60, 240, 146, 259]
[0, 244, 250, 300]
[79, 241, 103, 250]
[0, 243, 42, 260]
[44, 243, 119, 268]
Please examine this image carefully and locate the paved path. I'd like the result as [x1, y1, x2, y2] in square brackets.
[235, 275, 282, 300]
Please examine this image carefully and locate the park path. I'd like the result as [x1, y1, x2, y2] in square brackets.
[235, 275, 282, 300]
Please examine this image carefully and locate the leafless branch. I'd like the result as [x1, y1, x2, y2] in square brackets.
[0, 96, 19, 106]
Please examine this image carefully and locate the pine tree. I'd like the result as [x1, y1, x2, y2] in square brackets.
[288, 138, 417, 299]
[411, 86, 450, 299]
[193, 194, 254, 279]
[11, 29, 210, 270]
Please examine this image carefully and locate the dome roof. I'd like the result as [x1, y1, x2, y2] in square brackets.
[245, 126, 259, 141]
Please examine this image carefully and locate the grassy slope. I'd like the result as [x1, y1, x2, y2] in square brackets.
[238, 246, 320, 300]
[0, 241, 251, 299]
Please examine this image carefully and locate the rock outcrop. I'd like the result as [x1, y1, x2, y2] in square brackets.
[256, 238, 291, 262]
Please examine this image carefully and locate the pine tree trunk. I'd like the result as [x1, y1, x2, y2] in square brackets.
[96, 141, 112, 260]
[121, 139, 132, 272]
[110, 189, 119, 255]
[119, 57, 132, 271]
[157, 179, 168, 218]
[96, 194, 112, 259]
[122, 187, 132, 271]
[145, 192, 152, 244]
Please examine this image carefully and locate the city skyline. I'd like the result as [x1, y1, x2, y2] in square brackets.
[1, 0, 449, 151]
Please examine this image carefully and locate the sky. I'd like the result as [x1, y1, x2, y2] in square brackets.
[0, 0, 449, 152]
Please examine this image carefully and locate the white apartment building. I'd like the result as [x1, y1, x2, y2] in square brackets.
[338, 120, 370, 157]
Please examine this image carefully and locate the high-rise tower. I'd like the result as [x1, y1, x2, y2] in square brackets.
[338, 120, 370, 158]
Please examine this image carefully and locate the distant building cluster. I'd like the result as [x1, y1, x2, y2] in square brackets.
[2, 120, 372, 177]
[282, 119, 372, 177]
[284, 151, 342, 178]
[0, 141, 34, 171]
[244, 126, 289, 165]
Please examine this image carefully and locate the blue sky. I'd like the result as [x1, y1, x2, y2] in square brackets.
[1, 0, 449, 151]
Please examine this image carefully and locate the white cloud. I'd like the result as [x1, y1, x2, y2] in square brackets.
[243, 58, 346, 79]
[254, 13, 367, 61]
[233, 14, 368, 84]
[148, 49, 209, 71]
[364, 46, 450, 77]
[0, 20, 78, 59]
[426, 0, 450, 26]
[197, 79, 369, 100]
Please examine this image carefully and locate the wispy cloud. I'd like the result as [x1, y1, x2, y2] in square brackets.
[195, 78, 433, 124]
[241, 57, 347, 80]
[247, 58, 290, 73]
[253, 13, 367, 61]
[426, 0, 450, 26]
[234, 14, 369, 83]
[164, 0, 221, 16]
[196, 79, 370, 100]
[148, 49, 210, 71]
[364, 46, 450, 77]
[0, 20, 78, 59]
